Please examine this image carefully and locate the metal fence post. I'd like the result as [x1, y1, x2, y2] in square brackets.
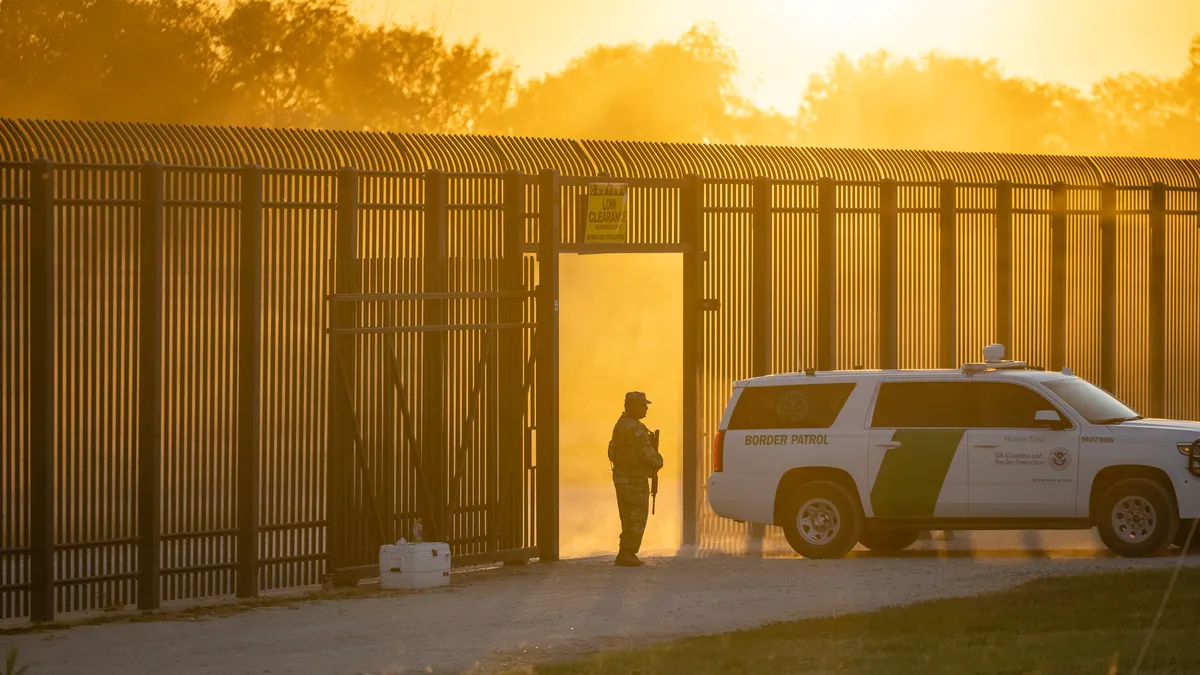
[137, 161, 164, 611]
[328, 166, 360, 577]
[423, 168, 448, 544]
[1149, 183, 1167, 418]
[1050, 182, 1068, 372]
[536, 168, 560, 563]
[1100, 183, 1117, 394]
[680, 174, 703, 553]
[879, 179, 899, 370]
[996, 181, 1013, 353]
[29, 158, 55, 623]
[748, 176, 772, 555]
[939, 180, 957, 369]
[499, 170, 524, 552]
[237, 164, 263, 598]
[751, 176, 773, 377]
[817, 177, 837, 370]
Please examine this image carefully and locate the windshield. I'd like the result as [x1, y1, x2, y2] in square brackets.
[1043, 377, 1141, 424]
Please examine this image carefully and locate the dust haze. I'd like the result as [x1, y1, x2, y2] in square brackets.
[558, 254, 683, 559]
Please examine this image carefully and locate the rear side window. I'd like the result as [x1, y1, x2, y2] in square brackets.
[727, 383, 856, 430]
[871, 381, 976, 428]
[871, 380, 1066, 429]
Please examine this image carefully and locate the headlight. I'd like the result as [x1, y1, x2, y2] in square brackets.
[1180, 442, 1199, 456]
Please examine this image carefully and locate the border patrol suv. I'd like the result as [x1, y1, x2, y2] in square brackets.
[707, 344, 1200, 559]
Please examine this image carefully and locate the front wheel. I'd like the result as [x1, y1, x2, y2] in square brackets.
[781, 481, 861, 559]
[1096, 478, 1177, 558]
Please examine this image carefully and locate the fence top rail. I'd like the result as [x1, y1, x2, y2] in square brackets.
[703, 177, 758, 185]
[262, 167, 338, 177]
[0, 158, 1196, 195]
[7, 117, 1200, 187]
[446, 171, 506, 179]
[557, 175, 685, 188]
[328, 291, 534, 303]
[359, 169, 424, 178]
[329, 321, 536, 336]
[641, 178, 1184, 191]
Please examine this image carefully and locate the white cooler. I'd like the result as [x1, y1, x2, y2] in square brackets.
[378, 541, 451, 590]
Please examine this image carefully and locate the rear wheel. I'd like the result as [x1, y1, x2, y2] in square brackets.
[1096, 478, 1177, 558]
[858, 525, 920, 552]
[781, 480, 861, 560]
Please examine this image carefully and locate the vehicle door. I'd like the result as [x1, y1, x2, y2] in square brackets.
[967, 380, 1081, 518]
[866, 379, 973, 518]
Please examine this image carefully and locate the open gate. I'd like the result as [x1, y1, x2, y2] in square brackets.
[324, 169, 553, 582]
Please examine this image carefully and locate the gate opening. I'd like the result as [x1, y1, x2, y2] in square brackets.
[557, 252, 683, 559]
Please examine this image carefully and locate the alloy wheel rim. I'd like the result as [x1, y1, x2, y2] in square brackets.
[1112, 495, 1158, 544]
[797, 498, 841, 546]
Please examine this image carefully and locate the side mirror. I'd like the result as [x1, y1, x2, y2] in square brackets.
[1035, 410, 1069, 430]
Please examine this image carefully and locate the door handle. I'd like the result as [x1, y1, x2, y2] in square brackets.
[973, 443, 999, 449]
[875, 442, 901, 449]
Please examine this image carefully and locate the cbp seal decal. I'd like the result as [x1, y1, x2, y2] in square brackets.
[776, 390, 810, 425]
[1050, 448, 1071, 471]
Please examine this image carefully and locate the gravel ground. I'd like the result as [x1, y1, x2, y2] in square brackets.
[4, 541, 1199, 675]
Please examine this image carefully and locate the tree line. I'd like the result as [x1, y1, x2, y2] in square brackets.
[3, 0, 1200, 157]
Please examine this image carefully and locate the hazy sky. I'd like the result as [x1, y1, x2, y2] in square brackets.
[349, 0, 1200, 113]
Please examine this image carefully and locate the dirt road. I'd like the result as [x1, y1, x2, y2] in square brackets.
[4, 546, 1198, 675]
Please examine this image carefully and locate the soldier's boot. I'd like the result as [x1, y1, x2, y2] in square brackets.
[614, 548, 644, 567]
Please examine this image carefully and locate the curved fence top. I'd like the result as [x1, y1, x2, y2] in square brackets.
[2, 117, 1199, 186]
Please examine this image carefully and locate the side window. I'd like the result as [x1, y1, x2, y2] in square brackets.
[727, 383, 856, 430]
[975, 382, 1064, 428]
[870, 381, 977, 428]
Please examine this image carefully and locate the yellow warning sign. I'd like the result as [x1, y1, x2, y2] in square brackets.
[584, 183, 628, 243]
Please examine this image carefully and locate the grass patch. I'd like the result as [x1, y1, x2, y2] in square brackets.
[4, 648, 32, 675]
[511, 567, 1200, 675]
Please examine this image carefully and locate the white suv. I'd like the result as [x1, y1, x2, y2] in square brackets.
[706, 345, 1200, 559]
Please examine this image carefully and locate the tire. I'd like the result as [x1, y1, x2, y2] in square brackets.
[1174, 519, 1200, 551]
[1095, 478, 1177, 558]
[858, 525, 921, 552]
[781, 480, 862, 559]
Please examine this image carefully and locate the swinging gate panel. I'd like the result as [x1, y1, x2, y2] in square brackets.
[326, 169, 542, 579]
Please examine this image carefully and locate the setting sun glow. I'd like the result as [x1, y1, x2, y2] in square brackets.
[352, 0, 1200, 114]
[773, 0, 909, 44]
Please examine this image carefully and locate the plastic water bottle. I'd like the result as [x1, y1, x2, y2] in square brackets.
[412, 518, 423, 543]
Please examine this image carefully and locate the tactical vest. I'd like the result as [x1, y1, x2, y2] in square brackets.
[608, 416, 649, 474]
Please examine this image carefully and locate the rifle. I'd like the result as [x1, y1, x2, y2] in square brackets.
[650, 430, 660, 515]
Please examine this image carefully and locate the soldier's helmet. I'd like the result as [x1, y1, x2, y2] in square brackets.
[624, 391, 652, 407]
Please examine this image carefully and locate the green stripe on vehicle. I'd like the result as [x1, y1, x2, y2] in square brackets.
[870, 429, 966, 517]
